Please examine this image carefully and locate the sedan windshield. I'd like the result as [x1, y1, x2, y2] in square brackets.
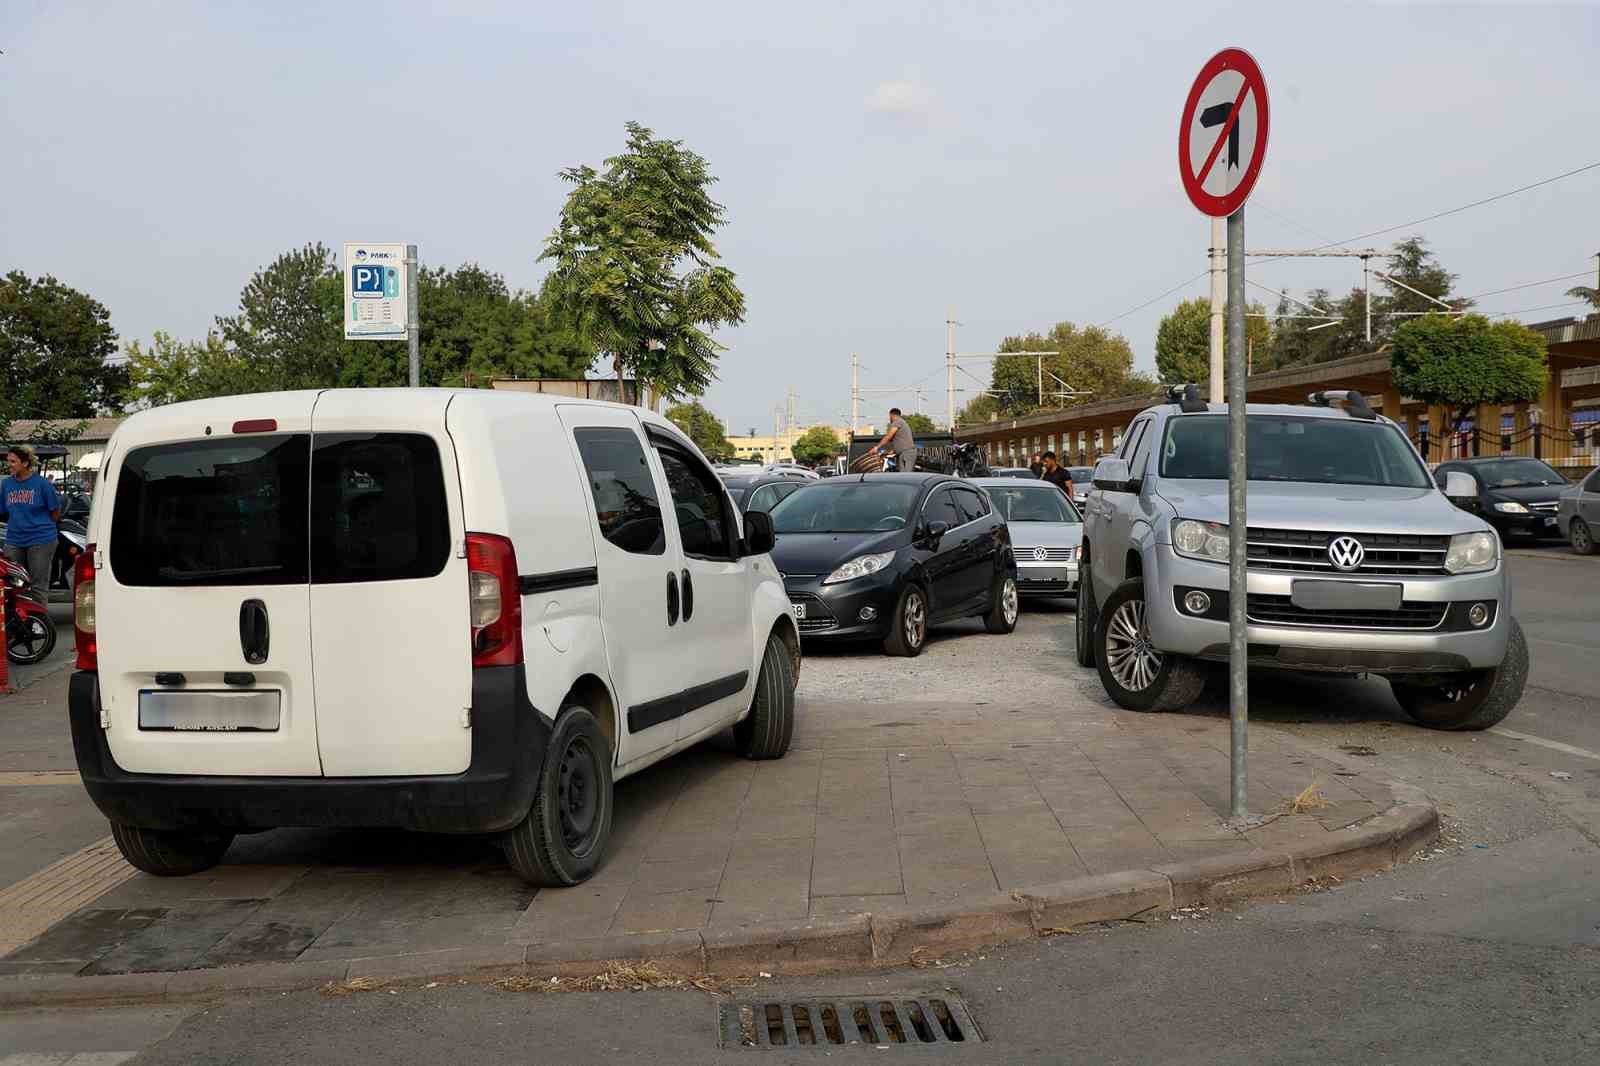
[987, 487, 1080, 523]
[1160, 415, 1432, 488]
[768, 482, 921, 533]
[1466, 458, 1567, 488]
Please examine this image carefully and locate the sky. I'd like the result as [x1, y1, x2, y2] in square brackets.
[5, 1, 1599, 434]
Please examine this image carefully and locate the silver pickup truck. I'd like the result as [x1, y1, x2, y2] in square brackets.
[1076, 388, 1527, 731]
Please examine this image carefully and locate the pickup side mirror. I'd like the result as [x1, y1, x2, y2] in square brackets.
[917, 520, 951, 550]
[743, 510, 776, 556]
[1092, 457, 1138, 493]
[1442, 471, 1478, 507]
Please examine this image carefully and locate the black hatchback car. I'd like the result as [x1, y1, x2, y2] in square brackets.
[766, 473, 1019, 656]
[1434, 457, 1570, 541]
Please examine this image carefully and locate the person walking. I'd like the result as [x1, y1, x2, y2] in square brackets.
[1040, 451, 1074, 502]
[2, 445, 61, 591]
[868, 407, 918, 472]
[1029, 453, 1044, 478]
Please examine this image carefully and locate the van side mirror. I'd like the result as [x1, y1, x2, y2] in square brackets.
[743, 510, 776, 556]
[1442, 471, 1477, 507]
[1092, 457, 1138, 493]
[917, 520, 950, 550]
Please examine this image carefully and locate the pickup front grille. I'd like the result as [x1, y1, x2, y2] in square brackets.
[1246, 528, 1450, 576]
[1246, 593, 1448, 631]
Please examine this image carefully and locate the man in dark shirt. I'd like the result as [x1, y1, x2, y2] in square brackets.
[1040, 451, 1074, 501]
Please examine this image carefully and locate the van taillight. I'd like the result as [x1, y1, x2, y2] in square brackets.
[466, 533, 522, 668]
[74, 545, 97, 671]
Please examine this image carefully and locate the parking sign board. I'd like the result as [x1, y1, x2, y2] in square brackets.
[1178, 49, 1269, 218]
[343, 243, 409, 340]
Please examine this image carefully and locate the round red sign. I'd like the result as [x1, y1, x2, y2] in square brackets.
[1179, 48, 1270, 218]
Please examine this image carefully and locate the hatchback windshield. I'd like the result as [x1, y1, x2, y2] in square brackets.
[768, 481, 920, 533]
[1466, 458, 1567, 488]
[1160, 415, 1432, 488]
[986, 486, 1081, 523]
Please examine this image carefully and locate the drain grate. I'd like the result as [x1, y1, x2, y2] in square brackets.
[720, 995, 983, 1048]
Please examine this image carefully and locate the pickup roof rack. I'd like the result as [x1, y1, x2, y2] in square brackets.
[1306, 389, 1378, 420]
[1165, 383, 1209, 413]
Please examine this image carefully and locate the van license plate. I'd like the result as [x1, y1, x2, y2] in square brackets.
[791, 602, 807, 620]
[138, 690, 282, 732]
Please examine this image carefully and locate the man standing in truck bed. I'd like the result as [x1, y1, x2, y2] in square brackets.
[868, 408, 918, 472]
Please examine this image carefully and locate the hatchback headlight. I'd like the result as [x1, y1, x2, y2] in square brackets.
[824, 550, 897, 584]
[1443, 531, 1498, 574]
[1492, 501, 1529, 514]
[1172, 519, 1230, 562]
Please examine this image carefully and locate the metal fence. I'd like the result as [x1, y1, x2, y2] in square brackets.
[1413, 424, 1598, 477]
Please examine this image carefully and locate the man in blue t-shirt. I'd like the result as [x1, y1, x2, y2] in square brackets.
[2, 445, 62, 591]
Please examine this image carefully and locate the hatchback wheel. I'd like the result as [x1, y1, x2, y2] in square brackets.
[984, 575, 1019, 634]
[883, 583, 927, 657]
[1094, 578, 1205, 712]
[1571, 518, 1596, 556]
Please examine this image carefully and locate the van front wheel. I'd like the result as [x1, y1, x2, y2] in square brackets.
[505, 706, 615, 887]
[110, 822, 234, 877]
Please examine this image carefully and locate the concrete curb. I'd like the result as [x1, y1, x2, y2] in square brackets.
[0, 797, 1438, 1010]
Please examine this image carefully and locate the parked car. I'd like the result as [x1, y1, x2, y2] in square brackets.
[1066, 466, 1095, 497]
[1433, 456, 1569, 542]
[758, 462, 822, 480]
[970, 478, 1082, 598]
[68, 390, 800, 887]
[1078, 388, 1526, 731]
[1557, 466, 1600, 554]
[988, 467, 1039, 479]
[721, 473, 811, 515]
[766, 473, 1018, 656]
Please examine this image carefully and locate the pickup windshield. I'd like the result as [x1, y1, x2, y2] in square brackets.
[1160, 415, 1432, 489]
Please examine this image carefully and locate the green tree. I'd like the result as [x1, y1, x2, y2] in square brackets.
[0, 271, 127, 421]
[664, 400, 733, 460]
[990, 321, 1145, 415]
[1390, 314, 1547, 434]
[540, 122, 746, 403]
[903, 412, 937, 434]
[1154, 298, 1270, 383]
[215, 243, 343, 391]
[1565, 281, 1600, 310]
[956, 392, 1001, 426]
[791, 425, 841, 465]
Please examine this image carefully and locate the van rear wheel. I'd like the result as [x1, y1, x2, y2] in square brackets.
[110, 822, 234, 877]
[504, 706, 614, 887]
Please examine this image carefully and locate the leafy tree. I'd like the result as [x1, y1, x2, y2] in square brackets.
[956, 393, 1001, 426]
[121, 331, 263, 407]
[215, 243, 343, 391]
[665, 400, 733, 460]
[1566, 281, 1600, 310]
[540, 122, 745, 403]
[0, 271, 127, 421]
[990, 321, 1144, 415]
[791, 425, 841, 465]
[903, 412, 937, 434]
[1154, 297, 1270, 383]
[1390, 314, 1547, 434]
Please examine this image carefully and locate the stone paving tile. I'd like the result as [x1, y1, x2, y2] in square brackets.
[511, 883, 628, 944]
[83, 900, 261, 975]
[610, 888, 714, 935]
[633, 856, 728, 896]
[810, 841, 902, 897]
[902, 863, 997, 903]
[92, 866, 309, 908]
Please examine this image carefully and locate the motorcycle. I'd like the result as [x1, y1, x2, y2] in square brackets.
[52, 517, 88, 596]
[4, 555, 58, 665]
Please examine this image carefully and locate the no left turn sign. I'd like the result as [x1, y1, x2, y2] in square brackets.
[1179, 48, 1269, 217]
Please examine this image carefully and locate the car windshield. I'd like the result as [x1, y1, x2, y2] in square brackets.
[987, 487, 1081, 523]
[1160, 415, 1432, 488]
[1466, 458, 1567, 488]
[1068, 467, 1093, 482]
[768, 481, 920, 533]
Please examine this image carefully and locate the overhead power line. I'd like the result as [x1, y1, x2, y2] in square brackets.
[1460, 270, 1594, 302]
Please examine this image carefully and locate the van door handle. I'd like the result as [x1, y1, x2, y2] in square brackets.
[239, 599, 270, 664]
[666, 572, 680, 626]
[680, 569, 694, 622]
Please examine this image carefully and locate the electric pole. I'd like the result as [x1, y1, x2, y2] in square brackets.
[850, 354, 860, 436]
[946, 307, 957, 430]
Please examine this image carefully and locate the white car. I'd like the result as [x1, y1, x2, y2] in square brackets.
[68, 389, 800, 887]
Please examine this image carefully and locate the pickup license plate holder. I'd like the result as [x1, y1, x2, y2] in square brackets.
[1290, 580, 1403, 612]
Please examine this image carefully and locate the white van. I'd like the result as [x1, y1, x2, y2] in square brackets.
[68, 389, 800, 887]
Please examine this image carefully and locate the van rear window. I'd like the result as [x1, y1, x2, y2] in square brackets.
[110, 432, 449, 587]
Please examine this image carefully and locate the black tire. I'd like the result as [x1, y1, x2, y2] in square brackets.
[504, 706, 615, 887]
[983, 574, 1019, 634]
[1390, 618, 1529, 732]
[1570, 518, 1596, 556]
[5, 611, 56, 665]
[883, 583, 928, 657]
[1094, 578, 1206, 713]
[1074, 565, 1097, 668]
[110, 822, 234, 877]
[735, 633, 795, 759]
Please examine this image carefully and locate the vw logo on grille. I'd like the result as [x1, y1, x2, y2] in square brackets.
[1033, 546, 1050, 561]
[1327, 536, 1365, 571]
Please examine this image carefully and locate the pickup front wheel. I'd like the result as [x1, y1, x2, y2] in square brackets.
[1095, 579, 1206, 713]
[1389, 618, 1528, 731]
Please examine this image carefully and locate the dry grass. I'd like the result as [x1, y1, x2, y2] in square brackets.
[493, 962, 746, 996]
[1285, 782, 1331, 814]
[319, 976, 385, 997]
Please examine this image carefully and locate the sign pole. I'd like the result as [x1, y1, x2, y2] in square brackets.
[1226, 206, 1249, 821]
[405, 244, 421, 388]
[1209, 217, 1225, 404]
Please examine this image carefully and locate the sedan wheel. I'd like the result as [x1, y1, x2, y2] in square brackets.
[1571, 518, 1596, 556]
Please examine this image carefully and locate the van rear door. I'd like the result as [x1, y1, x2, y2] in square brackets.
[98, 399, 322, 776]
[307, 391, 471, 776]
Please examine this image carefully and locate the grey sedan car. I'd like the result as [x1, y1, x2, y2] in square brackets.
[1557, 466, 1600, 554]
[971, 478, 1082, 598]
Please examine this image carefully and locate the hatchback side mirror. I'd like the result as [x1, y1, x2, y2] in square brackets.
[1092, 457, 1137, 493]
[918, 520, 951, 550]
[743, 510, 776, 556]
[1442, 471, 1477, 506]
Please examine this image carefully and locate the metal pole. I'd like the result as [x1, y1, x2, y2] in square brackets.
[1209, 217, 1225, 403]
[1226, 207, 1249, 823]
[946, 307, 957, 429]
[851, 354, 860, 436]
[405, 244, 420, 387]
[1037, 356, 1044, 408]
[1363, 256, 1372, 345]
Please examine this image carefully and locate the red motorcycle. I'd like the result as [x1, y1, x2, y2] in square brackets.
[4, 556, 57, 665]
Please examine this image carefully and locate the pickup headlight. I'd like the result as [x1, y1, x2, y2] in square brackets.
[1443, 531, 1498, 574]
[1492, 501, 1529, 514]
[1172, 519, 1230, 562]
[824, 550, 897, 584]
